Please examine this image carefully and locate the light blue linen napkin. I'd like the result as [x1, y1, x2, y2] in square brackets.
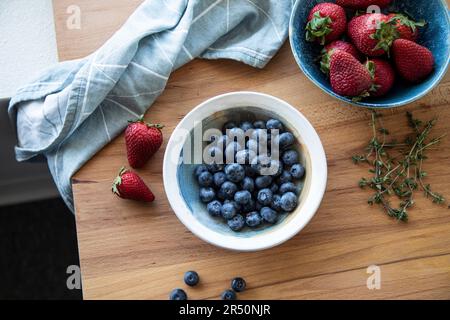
[8, 0, 293, 212]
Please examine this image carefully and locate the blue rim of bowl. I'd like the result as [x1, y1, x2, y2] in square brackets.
[288, 0, 450, 109]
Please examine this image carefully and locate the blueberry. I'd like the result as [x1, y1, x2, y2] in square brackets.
[221, 201, 237, 219]
[217, 135, 229, 151]
[234, 190, 252, 205]
[221, 289, 236, 300]
[218, 181, 238, 200]
[271, 194, 283, 212]
[260, 207, 278, 224]
[264, 159, 282, 176]
[279, 182, 297, 194]
[251, 128, 269, 142]
[255, 175, 273, 189]
[184, 271, 199, 286]
[266, 119, 284, 131]
[240, 177, 255, 193]
[253, 120, 266, 129]
[194, 164, 209, 177]
[223, 121, 237, 133]
[257, 188, 273, 206]
[227, 214, 245, 231]
[225, 141, 243, 162]
[240, 121, 253, 132]
[225, 164, 245, 183]
[282, 149, 299, 166]
[251, 155, 271, 175]
[240, 198, 256, 213]
[197, 171, 213, 187]
[199, 187, 215, 203]
[245, 165, 258, 178]
[206, 163, 223, 173]
[236, 149, 256, 165]
[206, 145, 223, 160]
[213, 172, 227, 188]
[277, 132, 295, 149]
[290, 163, 305, 179]
[246, 211, 262, 227]
[207, 200, 222, 217]
[270, 183, 279, 194]
[280, 192, 298, 212]
[277, 170, 293, 184]
[226, 127, 245, 140]
[169, 288, 187, 300]
[231, 277, 247, 292]
[246, 139, 259, 154]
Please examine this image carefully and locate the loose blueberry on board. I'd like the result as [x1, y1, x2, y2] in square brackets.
[194, 164, 209, 177]
[246, 211, 262, 227]
[207, 200, 222, 217]
[282, 149, 299, 166]
[221, 201, 238, 220]
[290, 163, 305, 179]
[281, 192, 298, 212]
[225, 164, 245, 183]
[240, 121, 254, 131]
[199, 187, 216, 203]
[213, 172, 227, 188]
[271, 194, 283, 212]
[234, 190, 252, 205]
[255, 175, 273, 189]
[257, 188, 273, 206]
[218, 181, 238, 200]
[221, 289, 236, 300]
[169, 288, 187, 300]
[227, 214, 245, 231]
[184, 271, 200, 287]
[277, 132, 295, 149]
[253, 120, 266, 129]
[240, 176, 255, 193]
[231, 277, 247, 292]
[260, 207, 278, 224]
[277, 170, 293, 184]
[266, 119, 284, 131]
[197, 171, 213, 187]
[279, 182, 297, 195]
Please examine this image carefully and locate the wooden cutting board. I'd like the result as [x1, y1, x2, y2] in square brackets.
[53, 0, 450, 299]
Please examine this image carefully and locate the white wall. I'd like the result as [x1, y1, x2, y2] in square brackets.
[0, 0, 58, 98]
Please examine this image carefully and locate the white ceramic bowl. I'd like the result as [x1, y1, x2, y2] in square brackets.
[163, 91, 327, 251]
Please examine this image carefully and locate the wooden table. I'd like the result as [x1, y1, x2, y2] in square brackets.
[53, 1, 450, 299]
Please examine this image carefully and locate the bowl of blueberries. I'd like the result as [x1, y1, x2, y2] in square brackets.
[163, 91, 327, 251]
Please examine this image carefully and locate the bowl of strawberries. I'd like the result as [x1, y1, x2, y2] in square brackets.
[289, 0, 450, 108]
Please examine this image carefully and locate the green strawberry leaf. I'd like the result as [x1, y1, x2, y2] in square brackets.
[306, 11, 333, 45]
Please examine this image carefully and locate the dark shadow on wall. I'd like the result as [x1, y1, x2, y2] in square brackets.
[0, 198, 82, 300]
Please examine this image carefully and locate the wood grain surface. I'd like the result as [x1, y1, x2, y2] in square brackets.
[53, 0, 450, 299]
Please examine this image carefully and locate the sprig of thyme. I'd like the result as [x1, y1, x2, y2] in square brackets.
[352, 111, 448, 221]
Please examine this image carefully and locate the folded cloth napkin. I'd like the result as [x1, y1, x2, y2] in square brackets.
[8, 0, 293, 212]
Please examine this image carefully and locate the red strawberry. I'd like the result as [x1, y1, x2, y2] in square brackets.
[320, 40, 361, 74]
[366, 59, 395, 97]
[112, 167, 155, 202]
[329, 50, 372, 98]
[125, 116, 164, 168]
[336, 0, 391, 9]
[306, 3, 347, 45]
[387, 13, 426, 42]
[392, 39, 434, 82]
[348, 13, 396, 56]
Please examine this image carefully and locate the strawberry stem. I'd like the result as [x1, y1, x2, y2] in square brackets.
[112, 166, 126, 196]
[306, 11, 333, 45]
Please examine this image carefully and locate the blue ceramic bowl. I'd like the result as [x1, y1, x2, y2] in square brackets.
[289, 0, 450, 108]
